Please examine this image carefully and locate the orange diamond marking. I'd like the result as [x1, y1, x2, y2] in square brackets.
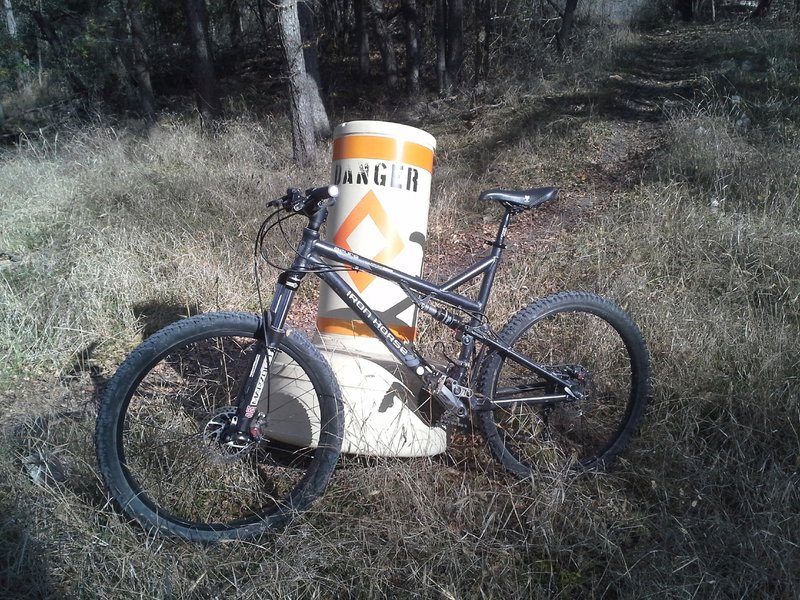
[333, 190, 405, 292]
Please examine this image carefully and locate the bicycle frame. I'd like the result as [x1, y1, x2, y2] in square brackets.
[229, 203, 578, 442]
[268, 207, 574, 390]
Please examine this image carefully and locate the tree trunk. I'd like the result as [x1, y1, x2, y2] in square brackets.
[297, 0, 330, 138]
[474, 0, 492, 81]
[435, 0, 447, 93]
[31, 10, 89, 95]
[225, 0, 242, 51]
[401, 0, 420, 95]
[255, 0, 270, 46]
[750, 0, 772, 18]
[278, 0, 316, 166]
[355, 0, 370, 79]
[556, 0, 579, 54]
[185, 0, 222, 121]
[320, 0, 347, 39]
[298, 0, 319, 83]
[369, 0, 398, 89]
[445, 0, 463, 87]
[125, 0, 156, 123]
[4, 0, 17, 38]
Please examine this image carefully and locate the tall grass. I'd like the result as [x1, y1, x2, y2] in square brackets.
[1, 20, 799, 600]
[0, 117, 330, 382]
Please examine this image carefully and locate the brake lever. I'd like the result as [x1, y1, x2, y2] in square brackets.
[267, 186, 338, 212]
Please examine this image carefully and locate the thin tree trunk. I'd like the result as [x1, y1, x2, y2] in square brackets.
[4, 0, 17, 38]
[435, 0, 447, 93]
[226, 0, 241, 51]
[355, 0, 370, 79]
[369, 0, 398, 89]
[556, 0, 579, 54]
[255, 0, 270, 46]
[750, 0, 772, 18]
[278, 0, 316, 166]
[445, 0, 463, 87]
[31, 10, 89, 95]
[297, 0, 330, 138]
[185, 0, 222, 121]
[125, 0, 156, 122]
[474, 0, 492, 81]
[401, 0, 420, 95]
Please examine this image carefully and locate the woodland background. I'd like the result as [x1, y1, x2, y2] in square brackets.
[1, 1, 799, 598]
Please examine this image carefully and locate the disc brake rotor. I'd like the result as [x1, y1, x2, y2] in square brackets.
[202, 407, 254, 462]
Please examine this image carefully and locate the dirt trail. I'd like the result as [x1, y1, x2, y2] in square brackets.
[566, 29, 706, 198]
[420, 28, 710, 279]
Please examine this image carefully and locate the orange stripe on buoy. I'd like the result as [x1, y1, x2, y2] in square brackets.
[333, 135, 434, 173]
[316, 317, 416, 342]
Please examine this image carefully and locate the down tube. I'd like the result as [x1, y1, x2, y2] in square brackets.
[316, 270, 422, 370]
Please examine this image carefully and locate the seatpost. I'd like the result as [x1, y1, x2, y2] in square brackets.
[490, 206, 516, 254]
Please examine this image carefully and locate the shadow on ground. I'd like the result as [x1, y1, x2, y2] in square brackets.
[0, 502, 64, 600]
[133, 299, 201, 339]
[458, 29, 708, 178]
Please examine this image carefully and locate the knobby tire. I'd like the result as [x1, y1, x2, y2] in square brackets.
[95, 312, 343, 542]
[476, 292, 650, 476]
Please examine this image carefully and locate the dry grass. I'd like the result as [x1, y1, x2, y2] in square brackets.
[1, 19, 799, 600]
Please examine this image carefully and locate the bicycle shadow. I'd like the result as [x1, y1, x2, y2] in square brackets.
[56, 299, 201, 407]
[132, 299, 201, 340]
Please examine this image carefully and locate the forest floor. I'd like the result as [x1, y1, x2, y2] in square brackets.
[413, 26, 705, 308]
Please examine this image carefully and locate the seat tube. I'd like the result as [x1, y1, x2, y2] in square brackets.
[476, 209, 514, 309]
[450, 210, 515, 384]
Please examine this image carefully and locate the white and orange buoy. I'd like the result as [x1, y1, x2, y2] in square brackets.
[314, 121, 446, 456]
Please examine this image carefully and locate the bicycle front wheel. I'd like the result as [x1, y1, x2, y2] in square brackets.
[476, 292, 650, 476]
[95, 312, 343, 542]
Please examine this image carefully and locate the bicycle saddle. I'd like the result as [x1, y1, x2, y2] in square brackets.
[479, 187, 559, 210]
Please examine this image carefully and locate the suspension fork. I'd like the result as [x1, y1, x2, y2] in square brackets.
[224, 214, 326, 445]
[225, 263, 311, 446]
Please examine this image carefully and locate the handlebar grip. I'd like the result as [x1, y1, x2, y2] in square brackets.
[306, 185, 339, 203]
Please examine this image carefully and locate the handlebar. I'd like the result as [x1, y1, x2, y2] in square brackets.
[269, 185, 339, 215]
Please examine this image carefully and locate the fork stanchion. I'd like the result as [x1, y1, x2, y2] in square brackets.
[314, 120, 446, 457]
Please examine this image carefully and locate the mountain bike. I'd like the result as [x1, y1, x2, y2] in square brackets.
[95, 184, 650, 542]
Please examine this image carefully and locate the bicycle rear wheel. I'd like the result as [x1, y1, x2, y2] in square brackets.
[95, 312, 343, 542]
[476, 292, 649, 475]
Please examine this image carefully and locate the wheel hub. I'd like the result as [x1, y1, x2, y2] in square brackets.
[202, 407, 253, 461]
